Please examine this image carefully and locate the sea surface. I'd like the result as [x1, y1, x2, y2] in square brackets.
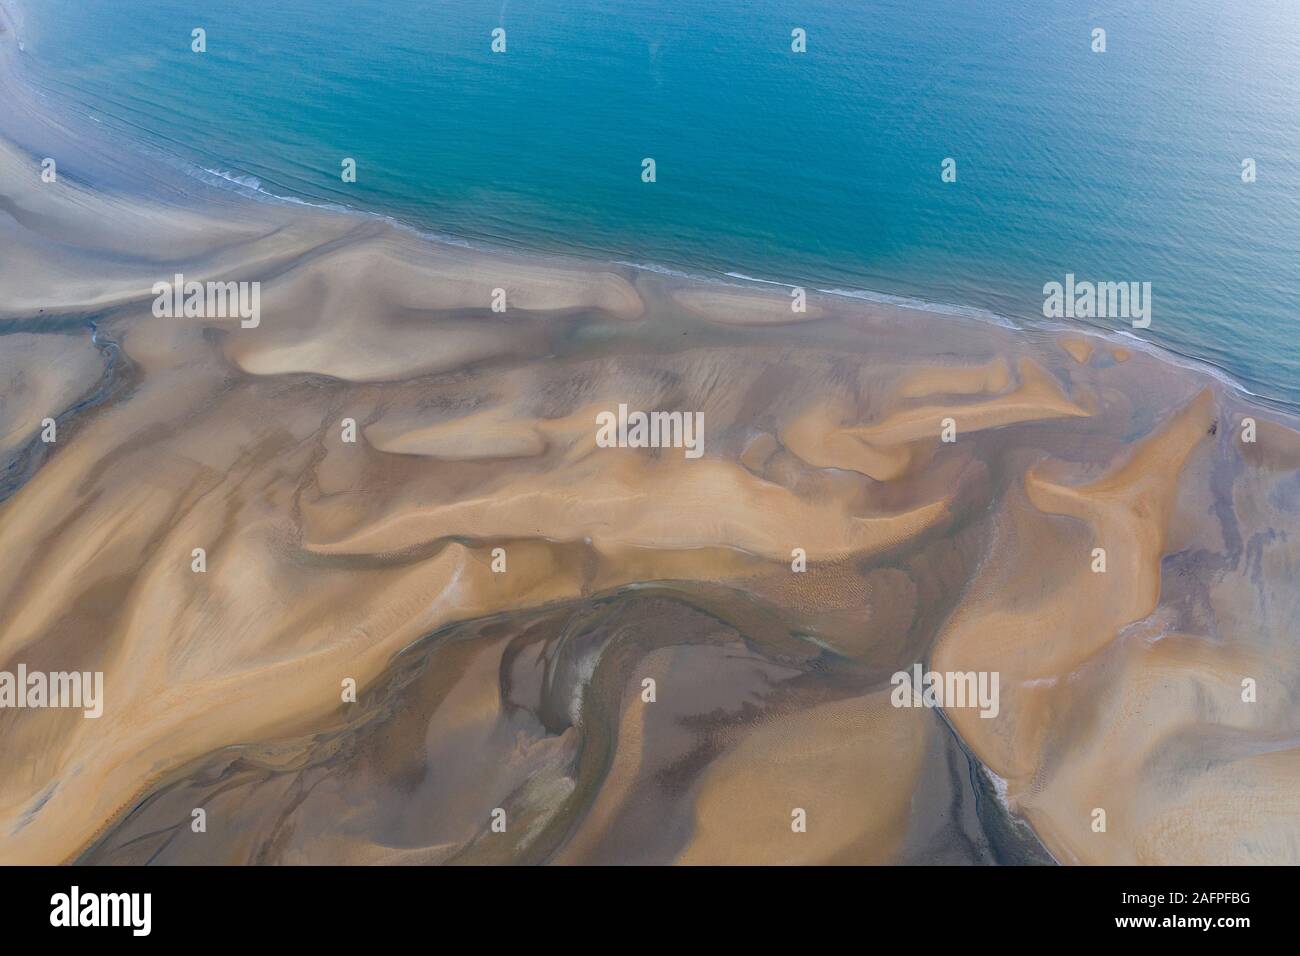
[11, 0, 1300, 404]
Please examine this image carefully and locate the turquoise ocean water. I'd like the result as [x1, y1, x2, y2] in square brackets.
[10, 0, 1300, 404]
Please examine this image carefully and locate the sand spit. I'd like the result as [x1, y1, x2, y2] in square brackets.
[2, 13, 1298, 865]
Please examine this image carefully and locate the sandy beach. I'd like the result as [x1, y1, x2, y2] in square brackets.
[2, 0, 1298, 865]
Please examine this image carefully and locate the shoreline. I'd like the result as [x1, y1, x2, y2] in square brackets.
[0, 0, 1292, 416]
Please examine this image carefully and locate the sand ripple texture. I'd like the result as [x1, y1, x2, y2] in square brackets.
[1, 122, 1298, 864]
